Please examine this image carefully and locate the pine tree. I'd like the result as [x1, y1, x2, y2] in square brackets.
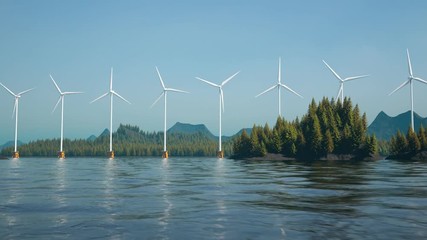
[407, 127, 421, 153]
[418, 125, 427, 150]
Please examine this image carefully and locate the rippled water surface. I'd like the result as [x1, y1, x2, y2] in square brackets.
[1, 157, 426, 239]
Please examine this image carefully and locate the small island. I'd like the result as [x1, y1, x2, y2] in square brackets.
[231, 97, 379, 161]
[386, 126, 427, 161]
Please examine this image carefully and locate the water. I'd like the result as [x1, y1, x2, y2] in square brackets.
[0, 157, 426, 239]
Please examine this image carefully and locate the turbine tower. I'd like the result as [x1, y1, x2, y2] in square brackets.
[0, 82, 34, 159]
[389, 49, 427, 130]
[255, 57, 303, 117]
[151, 67, 188, 159]
[90, 68, 130, 159]
[196, 71, 239, 158]
[322, 60, 369, 104]
[50, 74, 83, 159]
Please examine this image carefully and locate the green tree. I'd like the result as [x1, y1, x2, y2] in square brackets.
[407, 127, 421, 153]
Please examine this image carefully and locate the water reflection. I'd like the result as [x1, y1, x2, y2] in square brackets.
[214, 158, 227, 239]
[103, 159, 117, 224]
[5, 159, 21, 227]
[54, 159, 68, 225]
[158, 158, 172, 238]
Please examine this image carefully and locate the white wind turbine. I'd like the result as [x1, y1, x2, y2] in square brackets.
[0, 82, 34, 159]
[50, 74, 83, 159]
[389, 49, 427, 130]
[151, 67, 189, 159]
[255, 57, 303, 117]
[322, 60, 369, 104]
[90, 68, 131, 159]
[196, 71, 240, 158]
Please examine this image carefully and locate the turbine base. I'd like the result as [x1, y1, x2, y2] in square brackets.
[217, 150, 224, 159]
[12, 151, 19, 159]
[162, 151, 169, 159]
[108, 151, 115, 159]
[58, 151, 65, 159]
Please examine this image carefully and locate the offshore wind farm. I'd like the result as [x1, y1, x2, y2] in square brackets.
[1, 1, 427, 154]
[1, 2, 427, 239]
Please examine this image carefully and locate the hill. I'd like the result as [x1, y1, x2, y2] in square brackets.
[0, 140, 24, 151]
[368, 111, 427, 140]
[167, 122, 216, 139]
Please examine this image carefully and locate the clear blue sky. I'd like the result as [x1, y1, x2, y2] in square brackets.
[1, 0, 427, 144]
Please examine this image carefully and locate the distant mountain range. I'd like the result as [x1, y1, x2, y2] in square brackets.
[0, 140, 24, 151]
[167, 122, 216, 139]
[368, 111, 427, 140]
[167, 122, 251, 140]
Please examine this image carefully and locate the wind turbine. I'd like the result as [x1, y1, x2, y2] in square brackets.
[196, 71, 240, 158]
[389, 49, 427, 130]
[90, 68, 130, 159]
[50, 74, 83, 159]
[322, 60, 369, 104]
[151, 67, 189, 159]
[255, 57, 303, 117]
[0, 82, 34, 159]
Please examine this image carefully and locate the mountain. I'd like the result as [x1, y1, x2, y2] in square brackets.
[233, 128, 252, 137]
[167, 122, 216, 139]
[167, 122, 250, 140]
[368, 111, 427, 140]
[0, 140, 24, 150]
[87, 135, 97, 142]
[99, 128, 110, 138]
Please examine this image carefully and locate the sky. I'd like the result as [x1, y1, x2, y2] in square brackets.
[1, 0, 427, 144]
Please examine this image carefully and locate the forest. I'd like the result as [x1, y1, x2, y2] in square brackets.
[5, 97, 425, 160]
[387, 125, 427, 160]
[232, 97, 378, 160]
[0, 124, 233, 157]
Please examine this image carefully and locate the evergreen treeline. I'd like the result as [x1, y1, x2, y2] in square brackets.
[232, 97, 378, 160]
[388, 125, 427, 159]
[0, 124, 233, 157]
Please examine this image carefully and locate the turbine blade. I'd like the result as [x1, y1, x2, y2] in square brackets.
[17, 88, 34, 96]
[52, 96, 62, 113]
[336, 85, 343, 101]
[12, 99, 17, 119]
[389, 80, 409, 96]
[63, 91, 84, 95]
[0, 82, 17, 97]
[196, 77, 220, 88]
[110, 67, 113, 91]
[344, 75, 370, 82]
[156, 66, 166, 89]
[278, 57, 281, 84]
[50, 74, 62, 94]
[165, 88, 189, 93]
[221, 71, 240, 86]
[220, 88, 225, 112]
[255, 84, 277, 98]
[113, 91, 131, 104]
[322, 60, 343, 81]
[90, 92, 109, 103]
[280, 83, 303, 98]
[414, 77, 427, 84]
[150, 92, 164, 108]
[407, 49, 413, 77]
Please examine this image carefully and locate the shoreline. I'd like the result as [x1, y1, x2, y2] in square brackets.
[231, 153, 384, 161]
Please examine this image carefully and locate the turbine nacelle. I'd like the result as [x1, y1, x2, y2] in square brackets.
[196, 71, 240, 112]
[255, 57, 303, 117]
[151, 67, 188, 108]
[389, 49, 427, 130]
[50, 74, 83, 113]
[322, 59, 368, 104]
